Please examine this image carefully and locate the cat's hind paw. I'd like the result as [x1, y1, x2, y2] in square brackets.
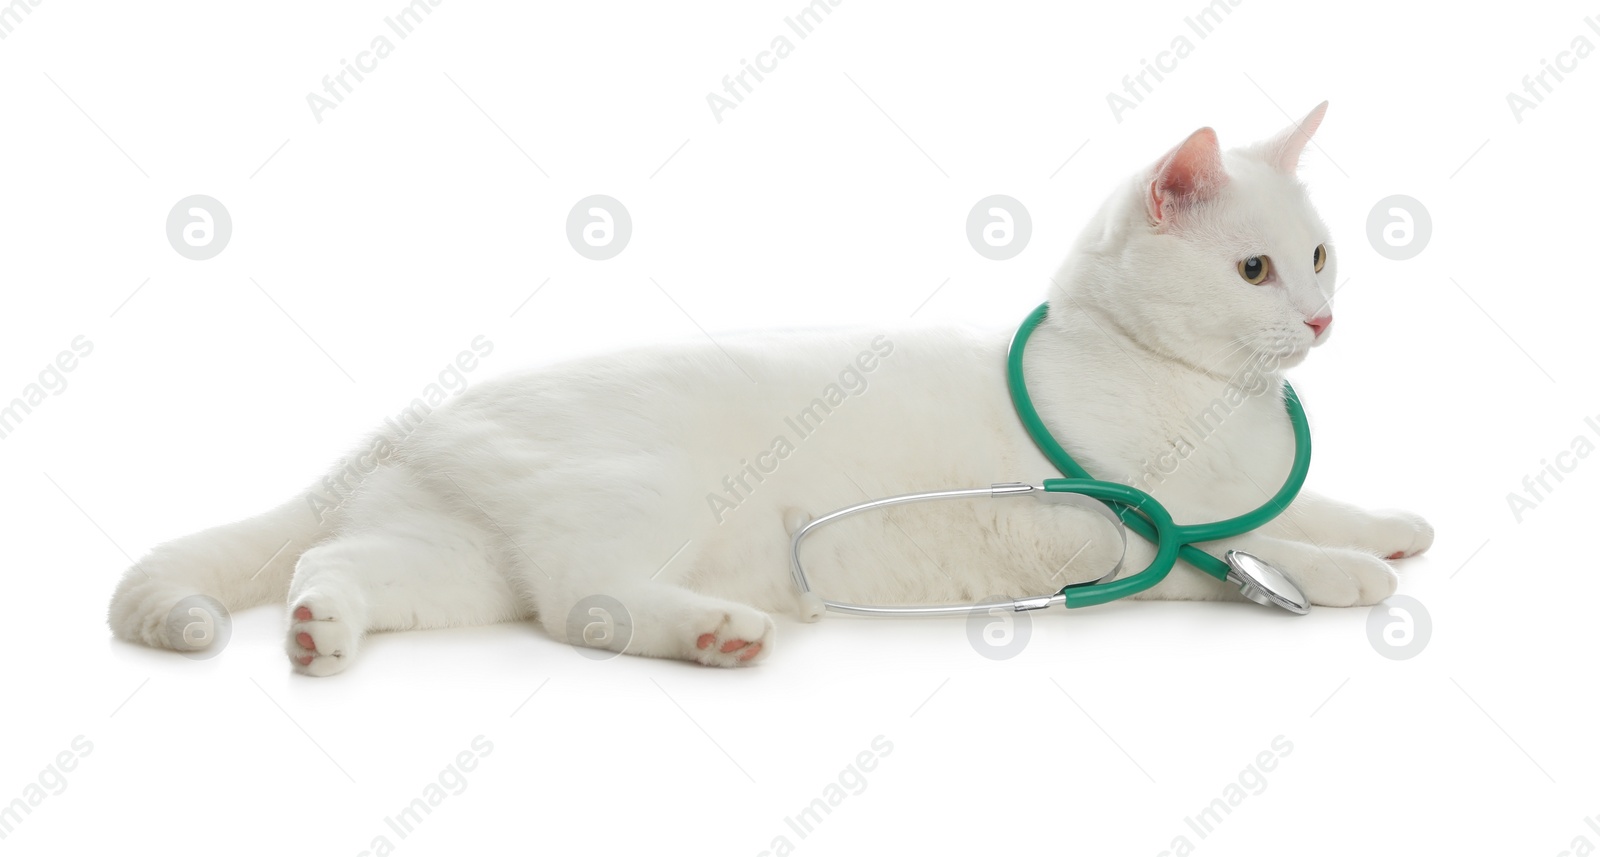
[286, 600, 359, 677]
[688, 607, 774, 667]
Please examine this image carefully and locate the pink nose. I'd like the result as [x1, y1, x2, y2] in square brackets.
[1306, 315, 1332, 337]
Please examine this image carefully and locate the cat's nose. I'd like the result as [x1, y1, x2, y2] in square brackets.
[1305, 315, 1332, 337]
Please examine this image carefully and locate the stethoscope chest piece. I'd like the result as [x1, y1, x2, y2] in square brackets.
[1224, 550, 1310, 615]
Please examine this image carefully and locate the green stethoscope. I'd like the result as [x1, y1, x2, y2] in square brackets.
[790, 302, 1313, 620]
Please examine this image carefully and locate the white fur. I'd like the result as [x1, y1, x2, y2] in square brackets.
[108, 105, 1432, 674]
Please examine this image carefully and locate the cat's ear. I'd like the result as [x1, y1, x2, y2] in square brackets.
[1257, 100, 1328, 174]
[1146, 127, 1228, 225]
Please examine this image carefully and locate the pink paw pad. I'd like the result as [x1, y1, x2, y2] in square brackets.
[296, 632, 316, 651]
[695, 632, 762, 662]
[294, 605, 312, 621]
[1387, 551, 1406, 560]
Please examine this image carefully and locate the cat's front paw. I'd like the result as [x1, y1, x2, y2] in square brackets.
[687, 606, 774, 667]
[1284, 550, 1397, 608]
[1370, 510, 1433, 560]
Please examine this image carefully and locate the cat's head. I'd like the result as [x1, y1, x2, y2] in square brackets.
[1053, 102, 1335, 379]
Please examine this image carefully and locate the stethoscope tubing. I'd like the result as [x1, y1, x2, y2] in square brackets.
[788, 302, 1314, 617]
[1006, 303, 1313, 587]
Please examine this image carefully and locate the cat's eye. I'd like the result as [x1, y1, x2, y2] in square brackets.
[1237, 256, 1271, 285]
[1313, 244, 1327, 273]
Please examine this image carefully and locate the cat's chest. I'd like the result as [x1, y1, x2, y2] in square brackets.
[1060, 380, 1297, 522]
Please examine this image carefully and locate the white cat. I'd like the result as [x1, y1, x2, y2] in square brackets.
[108, 102, 1432, 674]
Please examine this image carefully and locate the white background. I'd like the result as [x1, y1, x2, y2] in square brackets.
[2, 0, 1595, 854]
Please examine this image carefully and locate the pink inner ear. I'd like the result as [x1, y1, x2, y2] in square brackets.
[1148, 127, 1227, 223]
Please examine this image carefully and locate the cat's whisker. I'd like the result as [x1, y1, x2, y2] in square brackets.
[1199, 335, 1252, 365]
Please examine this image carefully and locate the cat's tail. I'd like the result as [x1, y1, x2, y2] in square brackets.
[107, 489, 332, 651]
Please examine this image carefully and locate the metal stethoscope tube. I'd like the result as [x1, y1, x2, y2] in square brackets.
[788, 482, 1129, 620]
